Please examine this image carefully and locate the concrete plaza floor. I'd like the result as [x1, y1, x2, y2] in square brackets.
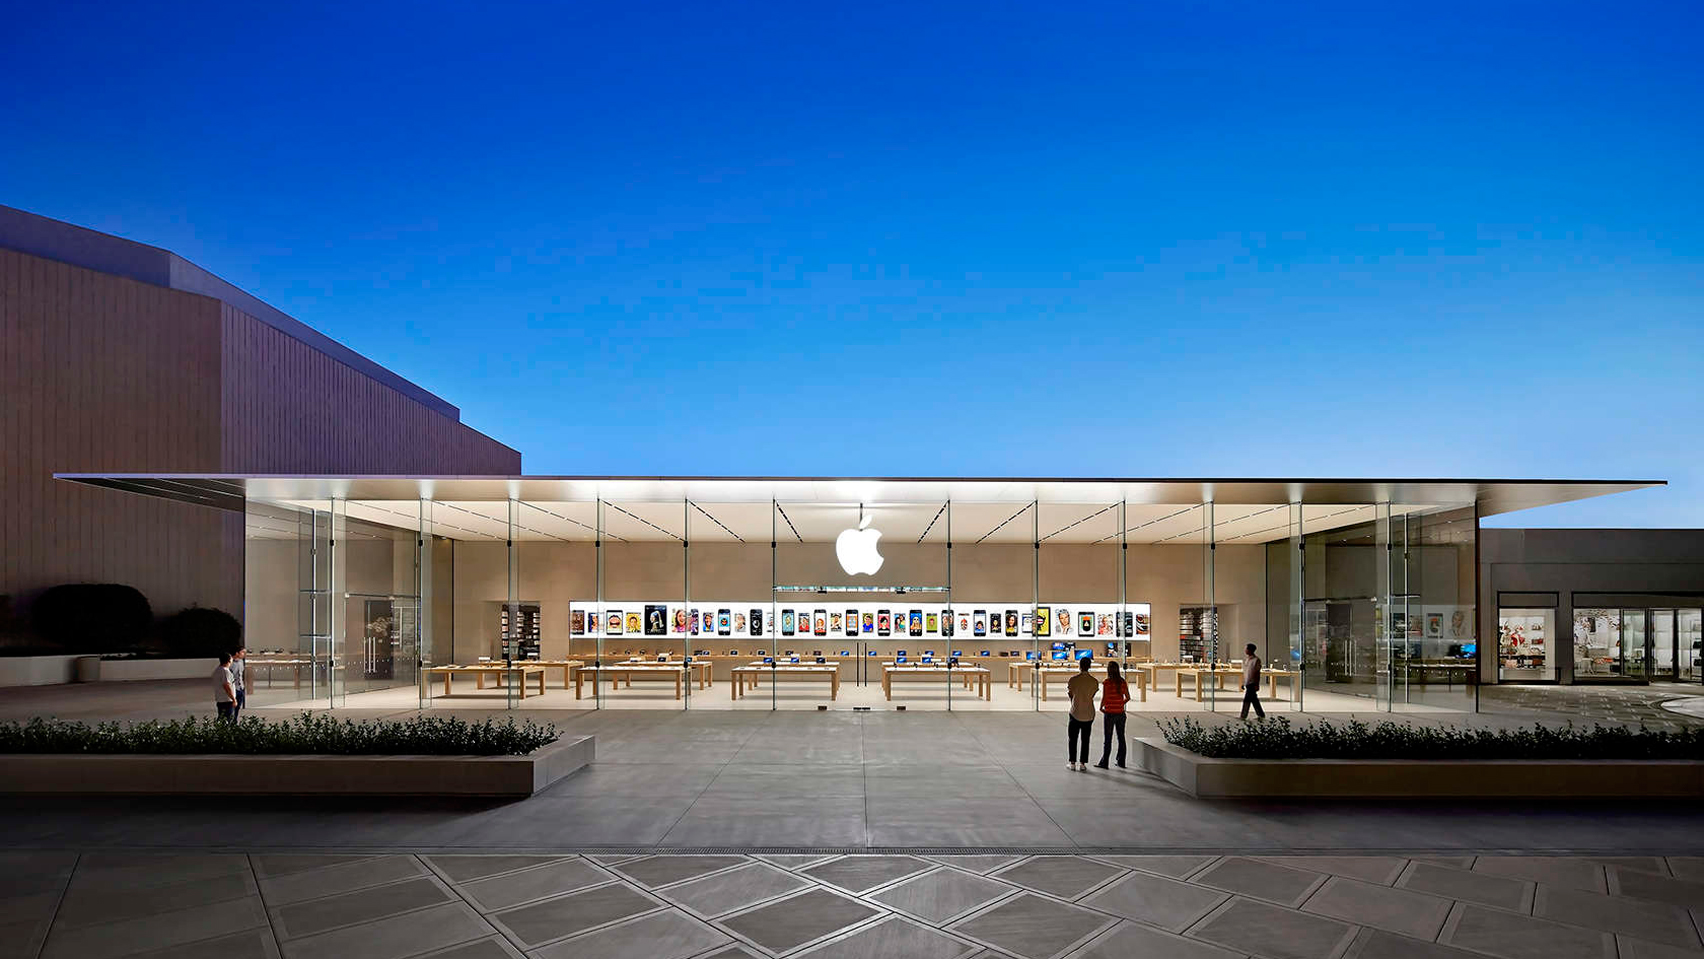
[7, 849, 1704, 959]
[2, 681, 1703, 958]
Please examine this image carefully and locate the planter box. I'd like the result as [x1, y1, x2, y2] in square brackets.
[0, 734, 593, 797]
[1136, 737, 1704, 799]
[0, 655, 81, 687]
[0, 656, 220, 686]
[97, 657, 219, 682]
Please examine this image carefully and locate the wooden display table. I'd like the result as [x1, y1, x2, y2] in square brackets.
[426, 664, 548, 700]
[575, 662, 712, 700]
[1032, 665, 1149, 703]
[616, 658, 713, 688]
[1139, 662, 1199, 691]
[1174, 666, 1296, 703]
[881, 664, 992, 701]
[730, 664, 840, 700]
[245, 657, 315, 690]
[513, 659, 584, 689]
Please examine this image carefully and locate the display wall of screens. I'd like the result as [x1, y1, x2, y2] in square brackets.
[571, 601, 1152, 644]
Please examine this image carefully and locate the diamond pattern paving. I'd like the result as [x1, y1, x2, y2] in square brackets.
[16, 850, 1704, 959]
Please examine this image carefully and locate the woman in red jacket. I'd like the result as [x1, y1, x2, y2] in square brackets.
[1094, 661, 1130, 769]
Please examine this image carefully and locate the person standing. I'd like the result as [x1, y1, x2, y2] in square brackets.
[1094, 661, 1130, 768]
[1065, 657, 1098, 770]
[212, 653, 237, 724]
[1241, 643, 1265, 720]
[229, 646, 247, 722]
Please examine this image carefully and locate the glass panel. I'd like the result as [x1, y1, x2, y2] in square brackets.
[1395, 507, 1477, 711]
[1683, 610, 1703, 684]
[771, 500, 950, 710]
[945, 501, 1035, 711]
[335, 501, 420, 706]
[1574, 608, 1628, 680]
[426, 499, 516, 706]
[1623, 609, 1648, 680]
[598, 499, 689, 709]
[1037, 501, 1121, 732]
[515, 498, 598, 707]
[1498, 608, 1556, 682]
[681, 499, 766, 710]
[243, 499, 321, 708]
[1123, 503, 1210, 711]
[328, 498, 347, 708]
[1300, 504, 1380, 710]
[1651, 609, 1677, 680]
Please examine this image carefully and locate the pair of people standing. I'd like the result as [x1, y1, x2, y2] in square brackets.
[1065, 657, 1129, 770]
[1065, 644, 1266, 768]
[211, 647, 246, 723]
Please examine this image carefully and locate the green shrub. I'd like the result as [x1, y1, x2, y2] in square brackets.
[1161, 716, 1704, 760]
[157, 606, 242, 658]
[30, 584, 152, 653]
[0, 714, 559, 757]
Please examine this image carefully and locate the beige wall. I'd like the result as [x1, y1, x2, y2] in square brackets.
[244, 541, 298, 652]
[426, 538, 1268, 662]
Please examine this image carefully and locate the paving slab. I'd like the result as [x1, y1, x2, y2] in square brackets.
[1440, 903, 1616, 959]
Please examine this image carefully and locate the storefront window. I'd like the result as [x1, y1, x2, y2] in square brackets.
[1497, 608, 1555, 682]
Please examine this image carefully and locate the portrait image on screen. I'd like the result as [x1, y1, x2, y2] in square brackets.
[814, 610, 827, 636]
[973, 610, 987, 637]
[941, 609, 954, 637]
[750, 609, 763, 636]
[877, 610, 891, 636]
[1005, 610, 1019, 637]
[845, 609, 859, 637]
[781, 609, 795, 636]
[1034, 606, 1051, 638]
[862, 612, 875, 634]
[909, 610, 923, 637]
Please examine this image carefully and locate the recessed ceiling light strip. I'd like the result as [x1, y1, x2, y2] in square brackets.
[1041, 503, 1118, 542]
[774, 503, 804, 543]
[916, 503, 948, 543]
[605, 502, 683, 541]
[690, 501, 745, 543]
[975, 503, 1034, 545]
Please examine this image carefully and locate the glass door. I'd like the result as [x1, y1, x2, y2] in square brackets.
[1681, 609, 1703, 683]
[1621, 609, 1648, 681]
[1650, 609, 1678, 681]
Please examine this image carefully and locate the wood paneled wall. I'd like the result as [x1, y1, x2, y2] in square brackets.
[1, 248, 232, 616]
[220, 304, 519, 474]
[2, 247, 521, 628]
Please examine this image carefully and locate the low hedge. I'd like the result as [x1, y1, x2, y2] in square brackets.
[1162, 716, 1704, 760]
[0, 714, 559, 757]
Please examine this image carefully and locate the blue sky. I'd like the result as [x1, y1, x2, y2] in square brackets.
[5, 2, 1700, 526]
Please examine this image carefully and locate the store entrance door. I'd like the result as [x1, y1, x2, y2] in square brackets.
[1650, 609, 1678, 681]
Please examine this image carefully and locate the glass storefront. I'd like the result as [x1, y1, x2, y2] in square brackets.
[1574, 605, 1704, 684]
[231, 481, 1487, 713]
[1497, 608, 1555, 682]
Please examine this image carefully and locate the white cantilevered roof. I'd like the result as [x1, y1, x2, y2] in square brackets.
[56, 474, 1659, 545]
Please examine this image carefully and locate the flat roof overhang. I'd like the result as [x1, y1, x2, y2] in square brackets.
[54, 474, 1661, 518]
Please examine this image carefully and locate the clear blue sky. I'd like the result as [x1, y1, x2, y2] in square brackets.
[5, 2, 1700, 527]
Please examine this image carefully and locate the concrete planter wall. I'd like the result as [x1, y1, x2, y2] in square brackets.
[0, 655, 81, 687]
[0, 734, 593, 797]
[1136, 737, 1704, 799]
[0, 655, 220, 686]
[97, 657, 219, 682]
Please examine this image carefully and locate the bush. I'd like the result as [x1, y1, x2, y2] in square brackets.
[29, 584, 152, 653]
[0, 714, 560, 757]
[1161, 716, 1704, 761]
[157, 607, 242, 658]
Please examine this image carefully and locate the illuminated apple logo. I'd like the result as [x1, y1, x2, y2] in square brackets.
[835, 515, 884, 576]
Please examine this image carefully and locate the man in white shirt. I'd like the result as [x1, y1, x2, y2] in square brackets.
[1240, 643, 1265, 720]
[212, 653, 237, 723]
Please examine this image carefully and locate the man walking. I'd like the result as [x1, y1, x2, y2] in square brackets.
[212, 652, 237, 724]
[229, 646, 247, 722]
[1066, 656, 1098, 770]
[1240, 642, 1265, 720]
